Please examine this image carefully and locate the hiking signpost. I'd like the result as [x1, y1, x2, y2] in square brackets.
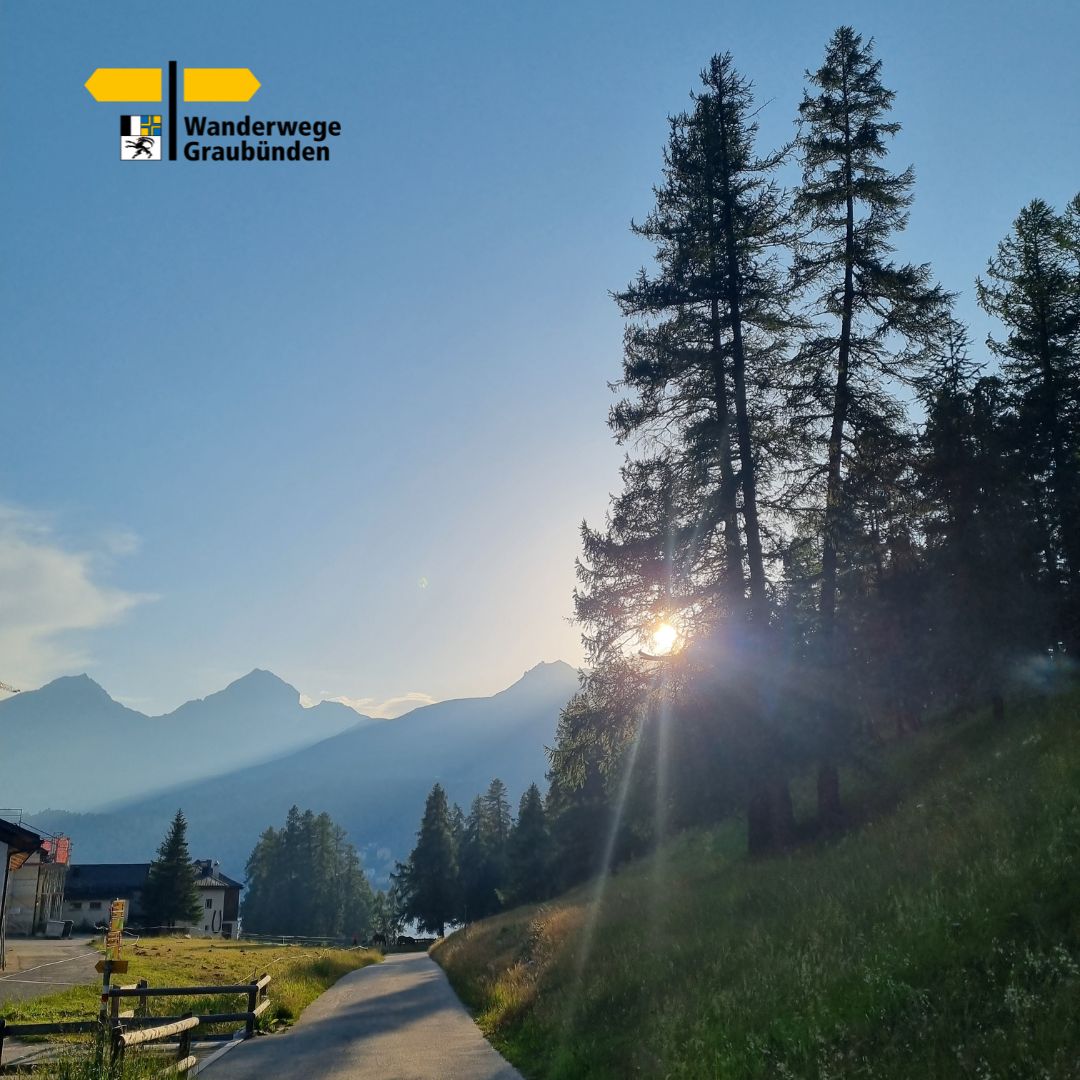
[97, 900, 129, 1022]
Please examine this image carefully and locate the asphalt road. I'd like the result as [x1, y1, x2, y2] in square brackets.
[0, 938, 100, 1005]
[205, 952, 523, 1080]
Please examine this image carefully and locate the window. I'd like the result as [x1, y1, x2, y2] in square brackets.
[89, 901, 102, 910]
[70, 901, 82, 910]
[205, 899, 213, 908]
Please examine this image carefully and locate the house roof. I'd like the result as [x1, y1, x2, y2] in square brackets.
[0, 818, 44, 866]
[67, 860, 242, 899]
[66, 863, 150, 899]
[191, 860, 243, 890]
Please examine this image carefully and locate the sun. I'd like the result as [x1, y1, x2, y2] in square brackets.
[651, 622, 678, 655]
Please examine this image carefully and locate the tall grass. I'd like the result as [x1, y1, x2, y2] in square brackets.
[434, 692, 1080, 1078]
[2, 939, 380, 1076]
[2, 938, 378, 1030]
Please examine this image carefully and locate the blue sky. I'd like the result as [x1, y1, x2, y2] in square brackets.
[2, 0, 1077, 714]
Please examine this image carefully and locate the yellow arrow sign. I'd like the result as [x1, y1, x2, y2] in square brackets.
[85, 68, 162, 102]
[184, 68, 260, 102]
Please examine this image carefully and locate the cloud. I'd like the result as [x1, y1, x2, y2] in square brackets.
[0, 505, 151, 689]
[300, 689, 437, 719]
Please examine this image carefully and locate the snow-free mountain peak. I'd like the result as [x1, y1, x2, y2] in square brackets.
[498, 659, 580, 698]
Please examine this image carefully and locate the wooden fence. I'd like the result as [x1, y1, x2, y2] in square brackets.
[0, 973, 271, 1076]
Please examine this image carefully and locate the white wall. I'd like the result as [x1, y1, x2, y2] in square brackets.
[191, 886, 227, 937]
[64, 886, 237, 937]
[64, 896, 109, 931]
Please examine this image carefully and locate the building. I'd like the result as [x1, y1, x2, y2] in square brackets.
[0, 816, 44, 968]
[63, 860, 242, 938]
[191, 861, 243, 938]
[63, 864, 150, 933]
[4, 836, 71, 936]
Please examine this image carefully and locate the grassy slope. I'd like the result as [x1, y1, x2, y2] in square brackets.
[2, 938, 379, 1029]
[434, 692, 1080, 1079]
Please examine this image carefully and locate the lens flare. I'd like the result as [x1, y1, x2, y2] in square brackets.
[652, 622, 678, 655]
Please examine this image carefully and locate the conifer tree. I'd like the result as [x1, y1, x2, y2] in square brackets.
[916, 328, 1048, 709]
[977, 198, 1080, 647]
[483, 779, 512, 855]
[598, 52, 795, 633]
[457, 780, 512, 921]
[397, 783, 460, 937]
[507, 783, 551, 905]
[794, 25, 950, 825]
[242, 806, 373, 938]
[370, 886, 405, 944]
[142, 809, 201, 930]
[567, 53, 802, 856]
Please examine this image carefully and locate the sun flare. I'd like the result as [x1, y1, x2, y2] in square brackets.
[651, 622, 678, 655]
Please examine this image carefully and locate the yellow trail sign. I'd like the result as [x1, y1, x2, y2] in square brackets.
[85, 68, 162, 102]
[184, 68, 260, 102]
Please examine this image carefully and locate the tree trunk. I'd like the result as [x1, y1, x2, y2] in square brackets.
[816, 70, 857, 832]
[709, 295, 745, 611]
[702, 103, 746, 614]
[712, 78, 767, 623]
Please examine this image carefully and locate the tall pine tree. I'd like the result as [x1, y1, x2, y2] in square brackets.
[142, 809, 201, 930]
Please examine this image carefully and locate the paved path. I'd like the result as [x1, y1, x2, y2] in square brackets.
[0, 938, 99, 1005]
[205, 952, 523, 1080]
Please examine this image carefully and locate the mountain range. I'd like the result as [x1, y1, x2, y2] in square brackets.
[0, 668, 372, 812]
[8, 661, 581, 884]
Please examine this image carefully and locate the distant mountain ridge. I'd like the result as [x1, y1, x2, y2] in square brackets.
[0, 668, 376, 812]
[26, 660, 581, 884]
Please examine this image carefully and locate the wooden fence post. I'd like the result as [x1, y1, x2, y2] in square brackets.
[178, 1011, 192, 1063]
[246, 981, 257, 1038]
[0, 1017, 7, 1068]
[136, 978, 149, 1018]
[110, 1022, 124, 1068]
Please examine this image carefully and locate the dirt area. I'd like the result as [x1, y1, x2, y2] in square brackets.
[0, 937, 99, 1005]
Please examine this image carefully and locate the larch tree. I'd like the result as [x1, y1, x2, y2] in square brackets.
[567, 53, 801, 856]
[793, 25, 950, 827]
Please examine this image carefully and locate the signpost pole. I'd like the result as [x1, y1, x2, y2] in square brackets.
[97, 900, 129, 1024]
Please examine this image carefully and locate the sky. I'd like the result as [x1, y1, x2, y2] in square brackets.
[1, 0, 1078, 715]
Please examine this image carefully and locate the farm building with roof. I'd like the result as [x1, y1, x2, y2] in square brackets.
[64, 859, 242, 938]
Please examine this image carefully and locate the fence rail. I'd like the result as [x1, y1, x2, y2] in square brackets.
[0, 973, 271, 1076]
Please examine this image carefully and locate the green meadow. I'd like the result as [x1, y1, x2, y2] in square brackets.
[434, 692, 1080, 1078]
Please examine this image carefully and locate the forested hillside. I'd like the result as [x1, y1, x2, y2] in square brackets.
[537, 25, 1080, 894]
[431, 28, 1080, 1078]
[435, 690, 1080, 1078]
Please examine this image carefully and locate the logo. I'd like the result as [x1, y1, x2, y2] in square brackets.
[85, 63, 342, 165]
[86, 63, 261, 162]
[120, 115, 162, 160]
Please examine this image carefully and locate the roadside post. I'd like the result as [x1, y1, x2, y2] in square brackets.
[96, 899, 130, 1024]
